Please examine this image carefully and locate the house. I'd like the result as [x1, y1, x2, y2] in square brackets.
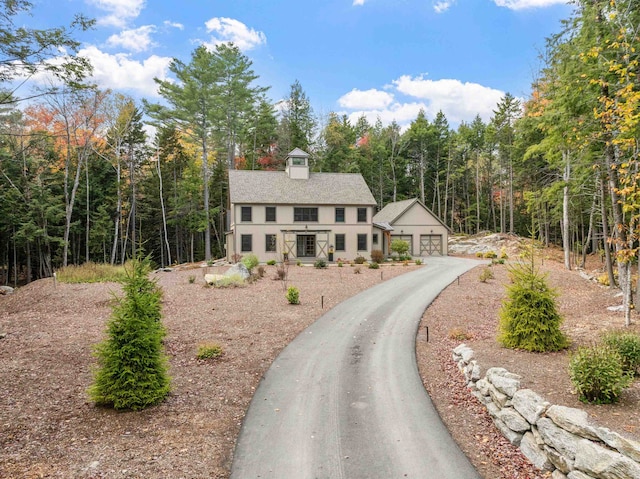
[373, 198, 449, 257]
[226, 148, 377, 262]
[226, 148, 449, 263]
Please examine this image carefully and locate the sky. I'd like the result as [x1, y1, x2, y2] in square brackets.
[20, 0, 575, 130]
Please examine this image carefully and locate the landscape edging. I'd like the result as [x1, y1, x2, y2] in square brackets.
[452, 344, 640, 479]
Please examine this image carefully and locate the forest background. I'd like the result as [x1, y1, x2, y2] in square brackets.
[1, 0, 640, 319]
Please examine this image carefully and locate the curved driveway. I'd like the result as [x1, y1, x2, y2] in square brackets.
[231, 256, 482, 479]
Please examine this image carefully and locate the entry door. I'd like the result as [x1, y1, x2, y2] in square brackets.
[297, 235, 316, 257]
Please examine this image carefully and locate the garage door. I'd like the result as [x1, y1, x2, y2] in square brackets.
[390, 235, 413, 255]
[420, 235, 442, 256]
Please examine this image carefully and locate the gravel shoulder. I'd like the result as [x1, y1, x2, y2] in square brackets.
[1, 256, 639, 479]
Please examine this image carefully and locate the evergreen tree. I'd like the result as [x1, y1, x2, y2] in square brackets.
[89, 258, 170, 410]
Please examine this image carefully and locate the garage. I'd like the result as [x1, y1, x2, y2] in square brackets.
[420, 234, 443, 256]
[390, 235, 413, 255]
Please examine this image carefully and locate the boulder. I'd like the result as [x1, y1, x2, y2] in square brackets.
[204, 274, 226, 285]
[546, 405, 600, 441]
[497, 407, 530, 433]
[574, 439, 640, 479]
[544, 445, 575, 474]
[596, 427, 640, 463]
[486, 367, 521, 398]
[0, 285, 14, 295]
[537, 417, 582, 461]
[520, 432, 554, 471]
[552, 470, 569, 479]
[493, 417, 524, 446]
[512, 389, 549, 425]
[225, 263, 250, 280]
[567, 472, 595, 479]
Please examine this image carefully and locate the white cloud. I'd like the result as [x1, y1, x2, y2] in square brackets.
[163, 20, 184, 30]
[392, 74, 504, 124]
[106, 25, 156, 53]
[204, 17, 266, 51]
[77, 45, 172, 97]
[336, 74, 505, 129]
[338, 88, 394, 109]
[492, 0, 568, 10]
[88, 0, 146, 27]
[433, 1, 454, 13]
[353, 0, 366, 5]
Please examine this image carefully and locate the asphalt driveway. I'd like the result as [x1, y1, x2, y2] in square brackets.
[231, 256, 482, 479]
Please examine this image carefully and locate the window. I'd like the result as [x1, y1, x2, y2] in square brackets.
[241, 206, 252, 222]
[335, 207, 345, 223]
[266, 206, 276, 222]
[357, 234, 367, 251]
[265, 234, 277, 252]
[357, 207, 367, 223]
[294, 207, 318, 222]
[335, 234, 345, 251]
[373, 233, 379, 245]
[241, 234, 252, 252]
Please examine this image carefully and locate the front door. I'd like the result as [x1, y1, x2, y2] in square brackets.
[297, 235, 316, 257]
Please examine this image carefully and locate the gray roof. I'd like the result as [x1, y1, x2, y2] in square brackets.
[373, 198, 417, 223]
[228, 170, 377, 206]
[287, 148, 310, 158]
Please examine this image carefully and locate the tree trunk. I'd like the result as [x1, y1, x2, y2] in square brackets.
[202, 139, 211, 261]
[157, 152, 171, 266]
[562, 150, 571, 270]
[110, 154, 122, 265]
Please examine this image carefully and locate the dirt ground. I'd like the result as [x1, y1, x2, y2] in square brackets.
[1, 255, 639, 479]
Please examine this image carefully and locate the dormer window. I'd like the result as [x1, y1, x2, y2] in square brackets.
[291, 157, 306, 166]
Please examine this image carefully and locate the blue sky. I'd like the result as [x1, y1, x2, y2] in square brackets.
[22, 0, 574, 129]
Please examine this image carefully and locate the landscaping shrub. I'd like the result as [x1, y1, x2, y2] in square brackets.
[479, 266, 494, 283]
[241, 254, 259, 273]
[196, 343, 223, 360]
[371, 249, 384, 264]
[231, 253, 242, 263]
[390, 239, 409, 258]
[57, 261, 134, 283]
[256, 265, 265, 278]
[266, 259, 276, 266]
[210, 274, 246, 288]
[314, 259, 327, 269]
[368, 261, 379, 269]
[337, 260, 343, 267]
[602, 330, 640, 376]
[275, 265, 287, 281]
[354, 266, 362, 274]
[483, 251, 497, 259]
[88, 258, 170, 410]
[415, 259, 423, 265]
[188, 275, 196, 284]
[296, 260, 302, 266]
[286, 286, 300, 304]
[569, 344, 632, 404]
[497, 260, 568, 352]
[354, 256, 366, 264]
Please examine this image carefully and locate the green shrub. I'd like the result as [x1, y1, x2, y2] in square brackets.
[483, 251, 498, 259]
[354, 256, 366, 264]
[88, 258, 170, 410]
[241, 254, 259, 273]
[266, 259, 276, 266]
[314, 259, 327, 269]
[569, 344, 632, 404]
[188, 275, 196, 284]
[479, 266, 494, 283]
[197, 343, 223, 360]
[415, 259, 423, 265]
[390, 239, 410, 257]
[400, 254, 413, 261]
[475, 252, 484, 258]
[497, 260, 568, 352]
[602, 330, 640, 376]
[371, 249, 384, 264]
[337, 260, 343, 267]
[296, 260, 302, 266]
[368, 261, 379, 269]
[286, 286, 300, 304]
[209, 274, 246, 288]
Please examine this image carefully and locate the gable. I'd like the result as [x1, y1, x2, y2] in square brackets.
[393, 202, 442, 226]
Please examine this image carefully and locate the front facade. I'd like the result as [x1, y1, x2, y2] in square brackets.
[226, 149, 377, 263]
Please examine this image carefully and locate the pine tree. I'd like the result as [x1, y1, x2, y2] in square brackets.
[498, 249, 569, 353]
[89, 258, 170, 410]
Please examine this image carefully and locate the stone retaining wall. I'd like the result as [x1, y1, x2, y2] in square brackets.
[452, 344, 640, 479]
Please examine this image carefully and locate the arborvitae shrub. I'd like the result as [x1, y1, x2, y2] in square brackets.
[602, 330, 640, 376]
[497, 259, 568, 352]
[88, 258, 170, 410]
[569, 344, 632, 404]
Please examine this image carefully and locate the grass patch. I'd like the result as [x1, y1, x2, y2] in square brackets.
[57, 261, 142, 283]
